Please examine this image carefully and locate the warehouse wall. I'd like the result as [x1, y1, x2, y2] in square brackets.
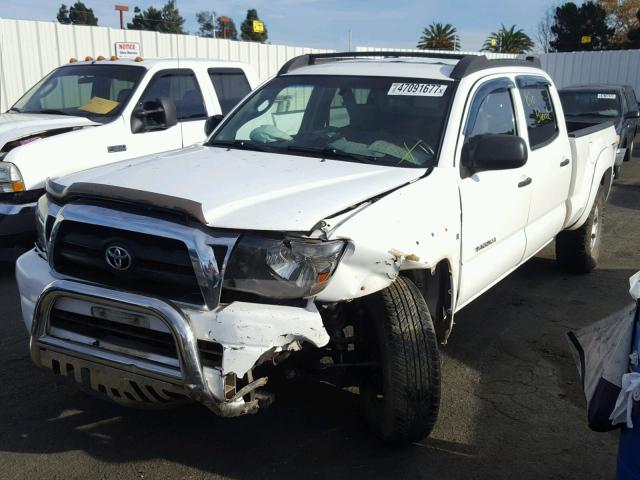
[0, 18, 333, 111]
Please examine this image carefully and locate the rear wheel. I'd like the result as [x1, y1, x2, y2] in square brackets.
[556, 188, 605, 274]
[623, 140, 634, 162]
[358, 276, 441, 445]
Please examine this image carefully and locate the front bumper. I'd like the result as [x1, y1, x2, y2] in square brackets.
[0, 201, 36, 247]
[16, 249, 330, 416]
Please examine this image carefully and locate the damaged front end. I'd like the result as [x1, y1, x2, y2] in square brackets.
[18, 193, 337, 417]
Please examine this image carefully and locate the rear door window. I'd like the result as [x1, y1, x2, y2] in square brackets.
[208, 68, 251, 115]
[517, 77, 559, 149]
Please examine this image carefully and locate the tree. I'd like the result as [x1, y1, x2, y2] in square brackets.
[535, 7, 554, 53]
[624, 8, 640, 48]
[550, 1, 614, 52]
[482, 24, 534, 53]
[128, 1, 185, 34]
[196, 10, 215, 37]
[599, 0, 640, 46]
[416, 22, 459, 50]
[196, 12, 238, 39]
[240, 9, 268, 42]
[57, 4, 71, 24]
[56, 1, 98, 26]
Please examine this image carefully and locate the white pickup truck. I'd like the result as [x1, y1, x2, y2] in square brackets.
[16, 52, 617, 445]
[0, 58, 257, 247]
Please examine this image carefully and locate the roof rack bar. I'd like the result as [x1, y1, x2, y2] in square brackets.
[277, 50, 470, 76]
[277, 50, 542, 79]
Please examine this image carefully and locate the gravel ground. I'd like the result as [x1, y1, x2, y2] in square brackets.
[0, 157, 638, 480]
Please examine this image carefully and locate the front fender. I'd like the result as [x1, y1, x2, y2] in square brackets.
[316, 168, 462, 303]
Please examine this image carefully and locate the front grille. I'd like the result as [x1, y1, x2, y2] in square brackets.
[49, 308, 223, 368]
[52, 220, 222, 305]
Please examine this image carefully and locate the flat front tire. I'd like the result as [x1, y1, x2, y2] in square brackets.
[556, 188, 605, 274]
[359, 276, 441, 445]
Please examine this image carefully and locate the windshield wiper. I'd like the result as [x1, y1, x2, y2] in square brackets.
[287, 145, 378, 164]
[209, 139, 271, 152]
[8, 107, 22, 113]
[569, 112, 615, 118]
[38, 109, 73, 116]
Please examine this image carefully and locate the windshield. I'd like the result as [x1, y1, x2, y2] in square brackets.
[560, 91, 622, 118]
[11, 64, 145, 118]
[208, 75, 454, 168]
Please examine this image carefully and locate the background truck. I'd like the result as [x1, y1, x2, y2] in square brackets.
[560, 84, 639, 178]
[16, 51, 617, 445]
[0, 58, 257, 247]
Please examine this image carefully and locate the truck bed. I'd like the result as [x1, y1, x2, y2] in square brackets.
[565, 121, 617, 228]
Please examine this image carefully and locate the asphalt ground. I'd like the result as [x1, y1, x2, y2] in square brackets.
[0, 156, 639, 479]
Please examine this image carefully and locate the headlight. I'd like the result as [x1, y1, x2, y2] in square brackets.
[0, 162, 25, 193]
[224, 235, 346, 299]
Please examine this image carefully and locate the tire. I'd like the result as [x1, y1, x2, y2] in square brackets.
[358, 276, 441, 445]
[556, 188, 605, 274]
[623, 139, 634, 162]
[614, 163, 622, 179]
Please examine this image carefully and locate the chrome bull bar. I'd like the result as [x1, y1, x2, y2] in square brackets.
[30, 279, 263, 416]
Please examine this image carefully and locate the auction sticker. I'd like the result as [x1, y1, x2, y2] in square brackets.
[597, 93, 617, 99]
[388, 83, 447, 96]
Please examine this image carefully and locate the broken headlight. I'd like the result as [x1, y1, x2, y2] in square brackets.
[224, 235, 346, 299]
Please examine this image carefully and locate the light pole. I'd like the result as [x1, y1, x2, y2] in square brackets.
[115, 4, 129, 30]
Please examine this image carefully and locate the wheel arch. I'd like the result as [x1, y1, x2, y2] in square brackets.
[401, 258, 455, 344]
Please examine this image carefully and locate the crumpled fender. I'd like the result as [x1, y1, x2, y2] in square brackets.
[316, 168, 461, 303]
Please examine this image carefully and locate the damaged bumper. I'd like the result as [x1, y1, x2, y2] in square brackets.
[17, 249, 329, 416]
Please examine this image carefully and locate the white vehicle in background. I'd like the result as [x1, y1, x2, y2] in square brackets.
[17, 52, 617, 445]
[0, 58, 257, 247]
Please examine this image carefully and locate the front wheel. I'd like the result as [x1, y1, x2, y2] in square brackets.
[556, 188, 605, 274]
[358, 276, 441, 445]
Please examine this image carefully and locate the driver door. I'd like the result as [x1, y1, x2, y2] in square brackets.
[125, 69, 203, 159]
[457, 78, 531, 307]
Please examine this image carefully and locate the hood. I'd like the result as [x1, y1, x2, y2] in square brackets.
[53, 145, 425, 231]
[565, 114, 622, 129]
[0, 112, 97, 150]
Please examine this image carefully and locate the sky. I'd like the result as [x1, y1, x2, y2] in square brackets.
[0, 0, 556, 51]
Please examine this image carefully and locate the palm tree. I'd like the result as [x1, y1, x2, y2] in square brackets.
[482, 24, 534, 53]
[417, 22, 460, 51]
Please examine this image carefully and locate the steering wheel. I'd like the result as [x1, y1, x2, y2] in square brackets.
[400, 137, 436, 165]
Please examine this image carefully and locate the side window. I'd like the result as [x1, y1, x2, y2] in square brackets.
[465, 81, 516, 139]
[626, 89, 638, 114]
[517, 80, 558, 149]
[140, 70, 206, 121]
[208, 68, 251, 115]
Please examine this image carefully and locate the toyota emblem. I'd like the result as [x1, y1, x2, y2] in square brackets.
[105, 245, 132, 271]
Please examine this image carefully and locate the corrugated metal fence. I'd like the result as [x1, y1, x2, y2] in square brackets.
[2, 18, 640, 111]
[358, 45, 640, 95]
[0, 18, 332, 111]
[540, 50, 640, 92]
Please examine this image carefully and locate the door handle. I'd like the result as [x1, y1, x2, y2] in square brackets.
[560, 158, 570, 167]
[518, 177, 532, 188]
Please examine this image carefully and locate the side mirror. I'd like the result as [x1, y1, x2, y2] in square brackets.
[625, 111, 640, 119]
[205, 114, 224, 136]
[462, 134, 528, 172]
[131, 97, 177, 134]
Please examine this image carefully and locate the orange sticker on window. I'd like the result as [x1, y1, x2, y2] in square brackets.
[79, 96, 119, 114]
